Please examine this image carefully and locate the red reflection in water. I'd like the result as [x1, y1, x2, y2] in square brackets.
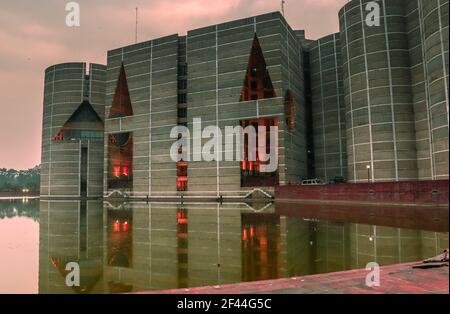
[242, 214, 281, 282]
[177, 208, 188, 288]
[107, 210, 132, 268]
[242, 228, 247, 241]
[113, 219, 120, 232]
[122, 221, 129, 232]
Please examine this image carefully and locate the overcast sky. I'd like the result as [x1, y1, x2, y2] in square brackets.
[0, 0, 346, 169]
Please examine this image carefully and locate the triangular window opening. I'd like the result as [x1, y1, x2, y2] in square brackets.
[240, 34, 276, 102]
[109, 63, 133, 118]
[53, 100, 104, 141]
[107, 63, 133, 190]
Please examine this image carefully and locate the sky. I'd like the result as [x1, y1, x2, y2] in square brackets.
[0, 0, 346, 170]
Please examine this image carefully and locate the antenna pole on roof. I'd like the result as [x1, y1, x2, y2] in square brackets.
[281, 0, 286, 17]
[135, 7, 138, 43]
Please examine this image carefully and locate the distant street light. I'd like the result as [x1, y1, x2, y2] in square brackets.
[366, 165, 371, 183]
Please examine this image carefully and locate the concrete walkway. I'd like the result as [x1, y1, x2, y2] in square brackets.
[138, 262, 449, 294]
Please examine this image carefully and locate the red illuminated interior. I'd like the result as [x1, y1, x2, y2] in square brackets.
[109, 63, 133, 118]
[240, 117, 279, 187]
[177, 208, 188, 225]
[108, 63, 134, 190]
[177, 161, 188, 191]
[110, 153, 132, 178]
[240, 34, 276, 101]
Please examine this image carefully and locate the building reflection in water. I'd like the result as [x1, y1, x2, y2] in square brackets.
[39, 200, 103, 294]
[107, 208, 132, 268]
[242, 213, 281, 281]
[39, 200, 449, 294]
[177, 207, 188, 288]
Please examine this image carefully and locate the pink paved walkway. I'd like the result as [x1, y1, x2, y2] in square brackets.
[137, 262, 449, 294]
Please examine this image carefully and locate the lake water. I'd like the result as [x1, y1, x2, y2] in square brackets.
[0, 199, 448, 294]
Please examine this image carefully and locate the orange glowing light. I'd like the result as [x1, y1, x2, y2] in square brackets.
[242, 229, 248, 241]
[121, 221, 129, 232]
[260, 236, 267, 247]
[113, 166, 120, 177]
[113, 220, 120, 232]
[177, 210, 188, 224]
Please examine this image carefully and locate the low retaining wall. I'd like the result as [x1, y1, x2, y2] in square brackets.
[275, 202, 449, 232]
[276, 180, 449, 205]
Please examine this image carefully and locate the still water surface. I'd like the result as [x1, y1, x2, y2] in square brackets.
[0, 199, 448, 294]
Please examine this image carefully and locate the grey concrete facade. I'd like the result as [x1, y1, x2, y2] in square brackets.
[104, 35, 179, 196]
[338, 0, 448, 182]
[309, 33, 347, 181]
[406, 0, 449, 180]
[41, 63, 106, 197]
[185, 12, 307, 195]
[339, 0, 419, 182]
[101, 12, 307, 197]
[41, 4, 448, 197]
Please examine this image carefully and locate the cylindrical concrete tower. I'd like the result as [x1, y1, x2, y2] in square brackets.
[339, 0, 418, 182]
[406, 0, 449, 180]
[418, 0, 449, 179]
[310, 33, 347, 182]
[41, 62, 106, 197]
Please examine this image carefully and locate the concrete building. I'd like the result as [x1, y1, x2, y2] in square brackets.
[41, 63, 106, 198]
[406, 0, 449, 180]
[340, 0, 419, 182]
[103, 12, 307, 198]
[104, 35, 180, 197]
[309, 33, 347, 182]
[338, 0, 448, 182]
[40, 1, 449, 197]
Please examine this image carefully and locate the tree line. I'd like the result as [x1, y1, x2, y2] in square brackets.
[0, 199, 39, 221]
[0, 165, 40, 194]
